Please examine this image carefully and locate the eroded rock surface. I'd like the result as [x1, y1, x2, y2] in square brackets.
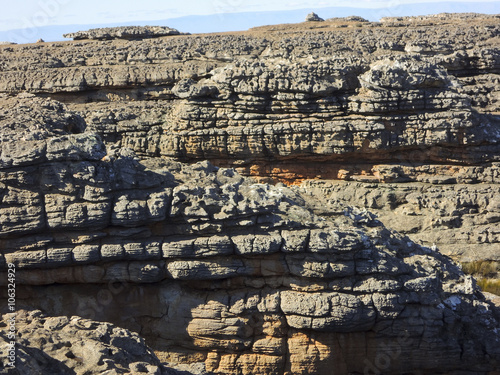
[0, 95, 498, 374]
[299, 180, 500, 262]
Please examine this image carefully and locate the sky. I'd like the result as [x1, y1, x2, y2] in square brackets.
[1, 0, 499, 43]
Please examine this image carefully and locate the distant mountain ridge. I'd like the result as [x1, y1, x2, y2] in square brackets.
[1, 1, 499, 44]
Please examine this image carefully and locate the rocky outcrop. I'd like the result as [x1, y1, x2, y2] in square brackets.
[0, 13, 500, 375]
[0, 310, 177, 375]
[0, 95, 499, 374]
[299, 180, 500, 262]
[63, 26, 186, 40]
[380, 12, 500, 24]
[305, 12, 324, 22]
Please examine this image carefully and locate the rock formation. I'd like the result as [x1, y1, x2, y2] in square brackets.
[305, 12, 324, 22]
[0, 13, 499, 375]
[0, 309, 190, 374]
[63, 26, 186, 41]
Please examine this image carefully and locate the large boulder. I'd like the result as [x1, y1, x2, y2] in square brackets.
[305, 12, 324, 22]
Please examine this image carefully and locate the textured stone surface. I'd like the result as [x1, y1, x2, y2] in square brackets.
[0, 310, 202, 374]
[326, 16, 369, 22]
[1, 13, 495, 194]
[298, 180, 500, 262]
[0, 13, 499, 375]
[0, 94, 499, 373]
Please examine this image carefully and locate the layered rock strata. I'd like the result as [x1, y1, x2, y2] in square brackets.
[0, 13, 497, 261]
[0, 94, 499, 374]
[0, 13, 500, 375]
[298, 180, 500, 262]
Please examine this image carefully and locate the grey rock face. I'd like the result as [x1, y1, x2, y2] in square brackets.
[326, 15, 369, 22]
[0, 96, 499, 374]
[380, 12, 500, 24]
[299, 180, 500, 262]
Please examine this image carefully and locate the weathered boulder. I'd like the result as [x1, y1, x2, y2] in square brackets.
[305, 12, 324, 22]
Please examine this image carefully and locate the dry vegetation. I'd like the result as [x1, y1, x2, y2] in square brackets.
[461, 260, 500, 296]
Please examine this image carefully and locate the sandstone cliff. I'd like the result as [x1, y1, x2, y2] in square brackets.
[0, 14, 500, 375]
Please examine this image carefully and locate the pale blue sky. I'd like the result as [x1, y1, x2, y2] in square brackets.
[2, 0, 498, 32]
